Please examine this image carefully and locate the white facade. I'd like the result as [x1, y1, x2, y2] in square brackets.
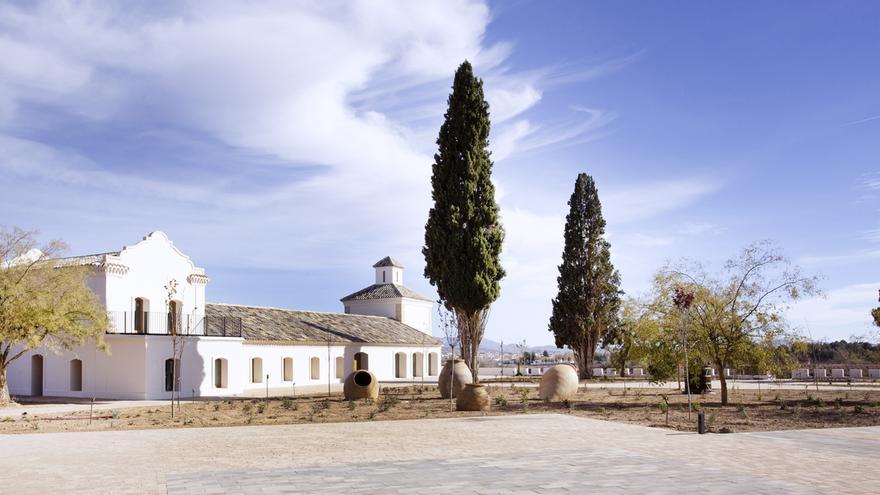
[7, 232, 441, 400]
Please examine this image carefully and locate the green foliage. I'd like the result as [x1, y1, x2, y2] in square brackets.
[872, 307, 880, 328]
[494, 395, 507, 407]
[549, 174, 622, 378]
[423, 60, 505, 313]
[281, 398, 295, 410]
[423, 61, 505, 380]
[0, 227, 110, 402]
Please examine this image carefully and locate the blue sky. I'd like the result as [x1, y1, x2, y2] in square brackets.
[1, 1, 878, 345]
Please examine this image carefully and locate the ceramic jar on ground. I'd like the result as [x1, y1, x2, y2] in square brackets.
[538, 364, 579, 402]
[438, 359, 473, 399]
[343, 370, 379, 400]
[456, 383, 490, 411]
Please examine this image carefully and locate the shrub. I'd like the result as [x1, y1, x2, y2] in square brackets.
[212, 403, 220, 412]
[242, 403, 252, 414]
[834, 398, 843, 410]
[854, 405, 865, 414]
[257, 403, 266, 414]
[494, 396, 508, 407]
[658, 399, 669, 414]
[347, 400, 356, 411]
[281, 398, 294, 410]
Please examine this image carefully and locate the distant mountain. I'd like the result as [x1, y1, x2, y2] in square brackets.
[439, 337, 568, 354]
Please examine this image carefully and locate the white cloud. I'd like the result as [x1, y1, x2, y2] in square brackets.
[786, 282, 880, 339]
[604, 178, 721, 224]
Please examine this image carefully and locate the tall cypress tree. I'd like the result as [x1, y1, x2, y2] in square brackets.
[549, 173, 622, 379]
[423, 61, 505, 382]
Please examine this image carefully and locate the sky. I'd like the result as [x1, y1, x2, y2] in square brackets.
[1, 1, 879, 345]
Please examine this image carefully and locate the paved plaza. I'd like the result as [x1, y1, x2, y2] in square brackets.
[2, 414, 878, 494]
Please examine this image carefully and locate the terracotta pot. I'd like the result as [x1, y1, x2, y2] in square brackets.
[439, 359, 473, 399]
[539, 364, 579, 402]
[343, 370, 379, 400]
[456, 383, 490, 411]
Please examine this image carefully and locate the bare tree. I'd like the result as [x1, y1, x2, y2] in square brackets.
[438, 301, 459, 410]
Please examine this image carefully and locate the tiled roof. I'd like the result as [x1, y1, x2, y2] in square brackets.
[205, 303, 440, 346]
[51, 252, 120, 268]
[340, 283, 433, 302]
[372, 256, 404, 268]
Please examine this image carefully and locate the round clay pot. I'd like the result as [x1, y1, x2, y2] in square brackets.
[539, 364, 579, 402]
[456, 383, 490, 411]
[438, 359, 473, 399]
[343, 370, 379, 400]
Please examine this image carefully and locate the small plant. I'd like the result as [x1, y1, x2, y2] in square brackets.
[519, 389, 530, 410]
[281, 398, 294, 410]
[561, 399, 573, 411]
[379, 395, 399, 412]
[692, 399, 701, 412]
[707, 411, 717, 430]
[212, 403, 220, 412]
[368, 410, 377, 420]
[816, 398, 826, 408]
[736, 403, 746, 413]
[257, 403, 266, 414]
[347, 400, 356, 411]
[793, 404, 802, 419]
[494, 396, 508, 407]
[242, 403, 252, 414]
[779, 400, 788, 411]
[834, 398, 843, 410]
[659, 395, 670, 425]
[854, 405, 865, 414]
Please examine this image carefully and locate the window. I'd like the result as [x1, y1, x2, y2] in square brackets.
[251, 358, 263, 383]
[310, 357, 320, 380]
[335, 356, 344, 379]
[214, 358, 228, 389]
[394, 352, 407, 378]
[354, 352, 369, 371]
[167, 300, 182, 334]
[69, 359, 83, 392]
[428, 353, 439, 376]
[134, 297, 148, 333]
[164, 358, 180, 392]
[412, 352, 424, 378]
[283, 357, 293, 382]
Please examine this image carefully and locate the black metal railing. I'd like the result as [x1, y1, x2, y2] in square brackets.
[107, 311, 242, 337]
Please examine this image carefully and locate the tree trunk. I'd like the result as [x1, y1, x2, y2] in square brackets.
[717, 361, 728, 405]
[0, 364, 11, 404]
[573, 346, 592, 380]
[463, 311, 485, 383]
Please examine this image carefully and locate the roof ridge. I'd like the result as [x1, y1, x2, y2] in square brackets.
[206, 302, 394, 319]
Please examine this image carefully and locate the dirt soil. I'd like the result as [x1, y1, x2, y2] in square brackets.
[2, 384, 879, 435]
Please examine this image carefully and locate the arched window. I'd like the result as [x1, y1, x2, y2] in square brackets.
[354, 352, 369, 371]
[70, 359, 83, 392]
[412, 352, 424, 378]
[282, 357, 293, 382]
[394, 352, 407, 378]
[335, 356, 344, 379]
[310, 357, 320, 380]
[428, 353, 439, 376]
[134, 297, 149, 333]
[31, 354, 43, 396]
[164, 358, 180, 392]
[167, 300, 182, 335]
[251, 358, 263, 383]
[214, 358, 228, 389]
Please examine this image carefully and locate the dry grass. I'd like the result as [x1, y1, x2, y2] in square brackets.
[2, 384, 879, 435]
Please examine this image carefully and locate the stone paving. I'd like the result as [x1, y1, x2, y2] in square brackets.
[2, 414, 878, 494]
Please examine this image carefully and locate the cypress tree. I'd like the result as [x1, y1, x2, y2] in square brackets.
[549, 173, 622, 379]
[423, 61, 505, 382]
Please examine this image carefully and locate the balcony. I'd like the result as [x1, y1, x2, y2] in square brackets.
[107, 311, 242, 337]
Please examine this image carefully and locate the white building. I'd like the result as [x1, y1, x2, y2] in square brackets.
[7, 232, 441, 400]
